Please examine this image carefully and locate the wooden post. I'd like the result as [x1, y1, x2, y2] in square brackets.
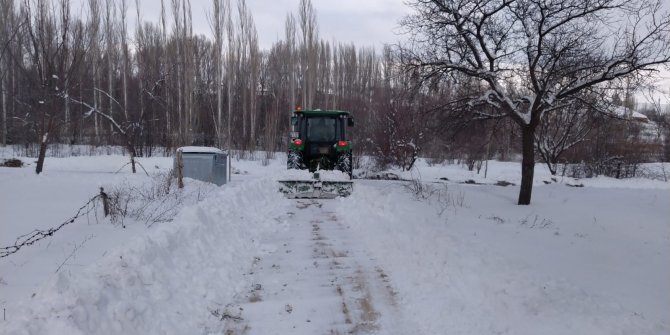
[177, 150, 184, 188]
[100, 187, 109, 217]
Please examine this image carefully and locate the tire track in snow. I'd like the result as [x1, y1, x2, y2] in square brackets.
[217, 199, 405, 335]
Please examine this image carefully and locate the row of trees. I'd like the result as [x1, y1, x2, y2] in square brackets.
[1, 0, 669, 204]
[0, 0, 429, 171]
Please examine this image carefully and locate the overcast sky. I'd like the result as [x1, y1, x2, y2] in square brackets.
[246, 0, 410, 49]
[69, 0, 668, 105]
[77, 0, 411, 50]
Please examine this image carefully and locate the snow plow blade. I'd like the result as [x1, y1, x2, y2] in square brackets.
[278, 179, 353, 199]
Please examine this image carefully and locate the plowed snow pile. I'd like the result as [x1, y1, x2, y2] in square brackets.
[1, 178, 290, 335]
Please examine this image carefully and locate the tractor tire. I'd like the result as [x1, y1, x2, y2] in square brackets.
[287, 150, 303, 170]
[337, 152, 353, 178]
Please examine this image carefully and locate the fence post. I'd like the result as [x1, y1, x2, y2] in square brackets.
[176, 150, 184, 189]
[99, 187, 109, 217]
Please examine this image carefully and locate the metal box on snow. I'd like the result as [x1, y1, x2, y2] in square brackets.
[174, 146, 230, 186]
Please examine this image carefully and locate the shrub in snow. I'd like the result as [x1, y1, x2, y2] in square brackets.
[404, 179, 467, 214]
[1, 158, 23, 168]
[106, 171, 215, 227]
[495, 180, 514, 187]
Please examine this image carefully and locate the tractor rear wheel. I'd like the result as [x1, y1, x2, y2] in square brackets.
[337, 152, 353, 178]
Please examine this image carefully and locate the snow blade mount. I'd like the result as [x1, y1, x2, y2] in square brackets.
[278, 173, 353, 199]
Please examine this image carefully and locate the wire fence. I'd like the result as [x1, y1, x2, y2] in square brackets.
[0, 189, 108, 258]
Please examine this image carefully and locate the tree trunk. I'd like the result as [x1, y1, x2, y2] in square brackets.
[518, 126, 535, 205]
[127, 141, 137, 173]
[106, 0, 114, 135]
[94, 75, 100, 143]
[108, 49, 114, 135]
[64, 77, 70, 142]
[549, 159, 557, 176]
[286, 13, 296, 111]
[160, 0, 171, 143]
[1, 73, 6, 146]
[213, 0, 223, 147]
[176, 150, 184, 188]
[35, 130, 48, 174]
[121, 0, 128, 122]
[225, 0, 232, 150]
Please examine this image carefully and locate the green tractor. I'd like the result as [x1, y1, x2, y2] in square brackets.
[279, 109, 354, 198]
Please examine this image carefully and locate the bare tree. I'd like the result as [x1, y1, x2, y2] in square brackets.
[104, 0, 116, 132]
[317, 40, 331, 107]
[371, 46, 426, 170]
[247, 9, 259, 149]
[88, 0, 102, 143]
[403, 0, 670, 204]
[21, 0, 87, 173]
[210, 0, 225, 146]
[183, 0, 194, 144]
[0, 0, 17, 146]
[119, 0, 129, 120]
[170, 0, 183, 142]
[66, 90, 140, 173]
[225, 0, 234, 148]
[535, 99, 595, 175]
[298, 0, 318, 109]
[236, 0, 249, 146]
[160, 0, 171, 139]
[285, 13, 296, 111]
[134, 0, 145, 145]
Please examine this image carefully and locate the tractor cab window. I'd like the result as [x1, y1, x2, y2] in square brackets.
[306, 117, 337, 142]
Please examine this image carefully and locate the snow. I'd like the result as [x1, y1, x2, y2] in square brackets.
[1, 164, 289, 334]
[277, 168, 314, 181]
[611, 106, 650, 121]
[176, 146, 225, 154]
[632, 111, 649, 120]
[378, 159, 670, 189]
[491, 82, 531, 125]
[1, 149, 668, 334]
[338, 182, 669, 334]
[278, 169, 351, 181]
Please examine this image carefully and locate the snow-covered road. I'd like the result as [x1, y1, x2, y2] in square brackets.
[216, 199, 407, 335]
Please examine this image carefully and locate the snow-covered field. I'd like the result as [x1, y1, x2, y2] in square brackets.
[1, 149, 668, 334]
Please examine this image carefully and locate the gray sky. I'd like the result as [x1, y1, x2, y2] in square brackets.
[70, 0, 668, 106]
[247, 0, 409, 49]
[104, 0, 410, 50]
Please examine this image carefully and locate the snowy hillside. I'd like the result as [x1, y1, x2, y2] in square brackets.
[1, 153, 668, 334]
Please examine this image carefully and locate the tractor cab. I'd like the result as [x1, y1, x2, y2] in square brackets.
[288, 109, 354, 177]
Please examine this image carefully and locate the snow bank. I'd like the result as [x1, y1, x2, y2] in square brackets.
[1, 178, 290, 335]
[336, 182, 669, 335]
[370, 159, 670, 189]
